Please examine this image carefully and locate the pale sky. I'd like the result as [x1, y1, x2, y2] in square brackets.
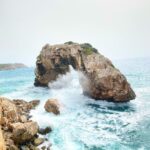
[0, 0, 150, 66]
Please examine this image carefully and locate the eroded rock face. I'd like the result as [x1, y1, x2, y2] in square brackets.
[0, 97, 49, 149]
[0, 128, 6, 150]
[34, 42, 136, 102]
[38, 126, 52, 135]
[44, 99, 60, 115]
[80, 53, 136, 102]
[12, 122, 38, 144]
[0, 97, 19, 125]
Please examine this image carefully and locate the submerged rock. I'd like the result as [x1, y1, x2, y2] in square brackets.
[34, 42, 136, 102]
[44, 99, 60, 115]
[38, 126, 52, 135]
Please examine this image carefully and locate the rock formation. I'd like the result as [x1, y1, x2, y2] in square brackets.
[39, 126, 52, 135]
[44, 99, 60, 115]
[34, 42, 136, 102]
[12, 121, 38, 144]
[0, 97, 51, 149]
[0, 128, 6, 150]
[0, 63, 27, 71]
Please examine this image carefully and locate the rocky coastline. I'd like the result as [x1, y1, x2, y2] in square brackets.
[0, 42, 136, 149]
[0, 97, 53, 150]
[0, 63, 27, 71]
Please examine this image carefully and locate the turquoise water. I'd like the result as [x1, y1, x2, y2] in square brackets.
[0, 58, 150, 150]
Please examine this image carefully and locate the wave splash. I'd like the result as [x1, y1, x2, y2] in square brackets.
[29, 66, 145, 150]
[1, 60, 150, 150]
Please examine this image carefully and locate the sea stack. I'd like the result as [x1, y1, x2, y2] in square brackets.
[34, 42, 136, 102]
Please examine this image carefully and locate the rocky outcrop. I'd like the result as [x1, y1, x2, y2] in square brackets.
[0, 97, 19, 126]
[0, 63, 27, 71]
[12, 122, 38, 144]
[0, 128, 6, 150]
[34, 42, 136, 102]
[44, 99, 60, 115]
[0, 97, 51, 149]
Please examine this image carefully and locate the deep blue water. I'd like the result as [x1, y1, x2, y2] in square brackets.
[0, 58, 150, 150]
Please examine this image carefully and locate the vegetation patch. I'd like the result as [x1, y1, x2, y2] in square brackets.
[81, 43, 98, 55]
[64, 41, 76, 45]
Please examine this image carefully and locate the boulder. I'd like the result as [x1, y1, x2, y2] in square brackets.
[12, 122, 38, 144]
[33, 138, 45, 146]
[44, 99, 60, 115]
[0, 97, 19, 125]
[34, 42, 136, 102]
[21, 145, 30, 150]
[26, 144, 40, 150]
[38, 126, 52, 135]
[7, 145, 19, 150]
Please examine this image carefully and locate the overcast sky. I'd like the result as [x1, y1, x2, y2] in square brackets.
[0, 0, 150, 66]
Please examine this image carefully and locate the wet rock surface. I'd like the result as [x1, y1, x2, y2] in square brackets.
[34, 42, 136, 102]
[44, 99, 60, 115]
[12, 122, 38, 144]
[38, 127, 52, 135]
[33, 138, 45, 146]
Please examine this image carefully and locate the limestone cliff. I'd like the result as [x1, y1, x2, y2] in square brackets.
[34, 42, 136, 102]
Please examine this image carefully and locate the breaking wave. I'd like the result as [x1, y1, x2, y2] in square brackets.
[1, 58, 150, 150]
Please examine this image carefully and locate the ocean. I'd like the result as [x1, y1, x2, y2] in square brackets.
[0, 58, 150, 150]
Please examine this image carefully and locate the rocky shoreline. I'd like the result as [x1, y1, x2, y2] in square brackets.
[0, 97, 54, 150]
[0, 63, 27, 71]
[0, 42, 137, 149]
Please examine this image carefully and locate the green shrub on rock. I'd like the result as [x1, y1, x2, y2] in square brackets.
[64, 41, 76, 45]
[81, 43, 98, 55]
